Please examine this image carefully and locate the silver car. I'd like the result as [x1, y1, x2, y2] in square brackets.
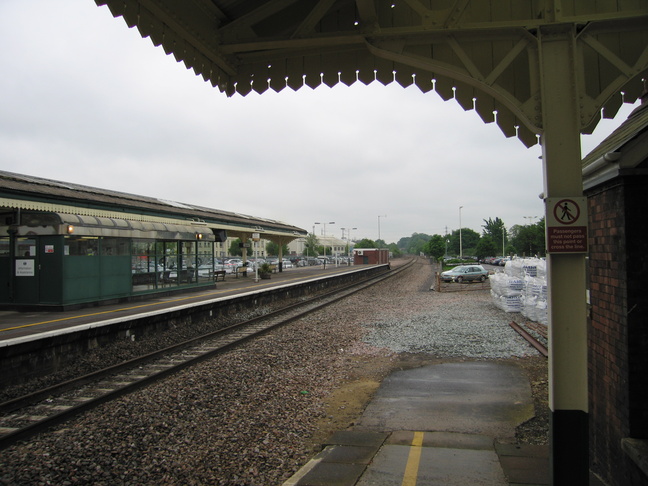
[441, 265, 489, 283]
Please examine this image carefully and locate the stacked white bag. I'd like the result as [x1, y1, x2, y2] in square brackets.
[489, 272, 524, 313]
[489, 258, 548, 324]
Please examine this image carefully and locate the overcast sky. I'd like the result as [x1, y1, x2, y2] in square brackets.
[0, 1, 638, 244]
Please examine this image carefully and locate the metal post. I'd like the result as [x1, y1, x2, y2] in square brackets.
[378, 215, 386, 263]
[459, 206, 463, 260]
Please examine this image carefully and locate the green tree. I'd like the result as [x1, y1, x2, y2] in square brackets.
[475, 236, 498, 260]
[266, 241, 289, 256]
[509, 218, 545, 256]
[482, 217, 507, 255]
[354, 238, 376, 249]
[448, 228, 480, 256]
[387, 243, 402, 257]
[426, 234, 446, 260]
[303, 233, 319, 256]
[316, 244, 333, 256]
[397, 235, 411, 252]
[405, 233, 431, 255]
[229, 238, 243, 256]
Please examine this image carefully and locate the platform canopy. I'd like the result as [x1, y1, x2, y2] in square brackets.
[96, 0, 648, 147]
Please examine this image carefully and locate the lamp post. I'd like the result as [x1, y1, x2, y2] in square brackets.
[341, 227, 357, 265]
[322, 221, 335, 236]
[523, 216, 539, 256]
[377, 215, 387, 264]
[348, 227, 357, 264]
[313, 222, 320, 262]
[323, 222, 335, 260]
[459, 206, 463, 260]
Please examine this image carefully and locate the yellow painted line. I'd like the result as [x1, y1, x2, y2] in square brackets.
[402, 431, 425, 486]
[0, 288, 230, 332]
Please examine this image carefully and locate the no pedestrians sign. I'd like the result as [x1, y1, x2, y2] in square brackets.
[546, 197, 588, 253]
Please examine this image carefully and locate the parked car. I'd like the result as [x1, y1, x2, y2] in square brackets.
[440, 265, 489, 283]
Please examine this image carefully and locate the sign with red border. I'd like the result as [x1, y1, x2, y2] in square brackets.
[546, 197, 588, 253]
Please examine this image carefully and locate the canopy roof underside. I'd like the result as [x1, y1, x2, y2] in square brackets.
[96, 0, 648, 147]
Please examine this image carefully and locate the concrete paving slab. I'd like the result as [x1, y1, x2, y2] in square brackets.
[356, 442, 508, 486]
[356, 362, 534, 439]
[319, 445, 378, 465]
[324, 430, 388, 448]
[295, 459, 367, 486]
[284, 361, 548, 486]
[495, 443, 549, 485]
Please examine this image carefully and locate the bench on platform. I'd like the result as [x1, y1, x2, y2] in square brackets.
[235, 266, 248, 278]
[213, 270, 226, 281]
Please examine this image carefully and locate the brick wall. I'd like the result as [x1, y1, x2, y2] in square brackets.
[587, 174, 648, 486]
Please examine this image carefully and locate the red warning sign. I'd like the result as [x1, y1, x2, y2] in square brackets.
[546, 197, 588, 253]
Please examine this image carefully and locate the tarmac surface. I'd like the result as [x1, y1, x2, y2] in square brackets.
[284, 361, 605, 486]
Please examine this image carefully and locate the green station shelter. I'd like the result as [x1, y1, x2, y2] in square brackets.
[0, 170, 306, 308]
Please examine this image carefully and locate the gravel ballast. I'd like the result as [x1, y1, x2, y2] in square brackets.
[0, 258, 548, 485]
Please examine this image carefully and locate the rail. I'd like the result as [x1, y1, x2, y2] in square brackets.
[0, 259, 414, 450]
[509, 320, 548, 357]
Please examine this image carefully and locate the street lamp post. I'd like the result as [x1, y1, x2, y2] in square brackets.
[313, 222, 320, 261]
[322, 221, 335, 236]
[348, 227, 356, 264]
[378, 215, 386, 264]
[523, 216, 539, 256]
[341, 227, 357, 265]
[323, 222, 335, 260]
[459, 206, 463, 260]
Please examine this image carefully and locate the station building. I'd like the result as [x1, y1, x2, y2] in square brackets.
[0, 171, 306, 309]
[288, 234, 350, 260]
[353, 248, 390, 265]
[582, 91, 648, 485]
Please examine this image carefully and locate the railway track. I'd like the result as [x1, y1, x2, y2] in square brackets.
[0, 260, 413, 450]
[509, 320, 548, 357]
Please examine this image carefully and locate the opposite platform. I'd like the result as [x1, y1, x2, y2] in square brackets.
[0, 263, 364, 344]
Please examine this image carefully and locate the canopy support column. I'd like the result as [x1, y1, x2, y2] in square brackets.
[539, 25, 589, 485]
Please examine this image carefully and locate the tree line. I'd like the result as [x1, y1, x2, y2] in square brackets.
[226, 217, 545, 261]
[396, 217, 546, 260]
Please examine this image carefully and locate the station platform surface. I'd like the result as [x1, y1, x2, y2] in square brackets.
[284, 361, 605, 486]
[0, 263, 363, 344]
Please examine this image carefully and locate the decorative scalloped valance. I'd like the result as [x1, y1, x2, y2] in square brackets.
[96, 0, 648, 147]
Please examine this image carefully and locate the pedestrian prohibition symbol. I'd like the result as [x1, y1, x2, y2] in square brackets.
[546, 197, 588, 253]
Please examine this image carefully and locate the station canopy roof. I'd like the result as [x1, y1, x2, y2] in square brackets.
[95, 0, 648, 147]
[0, 170, 307, 240]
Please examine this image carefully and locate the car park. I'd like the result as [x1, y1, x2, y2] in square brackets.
[440, 264, 489, 283]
